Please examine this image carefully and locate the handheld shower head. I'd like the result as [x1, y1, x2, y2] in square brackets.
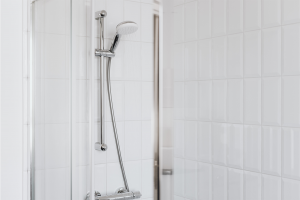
[116, 21, 138, 35]
[110, 21, 138, 53]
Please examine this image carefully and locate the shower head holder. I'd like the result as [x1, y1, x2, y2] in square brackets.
[95, 49, 115, 57]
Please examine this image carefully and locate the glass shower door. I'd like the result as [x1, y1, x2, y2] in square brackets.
[30, 0, 162, 200]
[30, 0, 90, 199]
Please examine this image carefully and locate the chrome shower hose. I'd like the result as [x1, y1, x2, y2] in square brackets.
[106, 58, 130, 192]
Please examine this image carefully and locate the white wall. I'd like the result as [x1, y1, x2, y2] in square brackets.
[1, 0, 25, 200]
[173, 0, 300, 199]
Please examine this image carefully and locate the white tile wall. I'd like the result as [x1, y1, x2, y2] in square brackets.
[172, 0, 300, 198]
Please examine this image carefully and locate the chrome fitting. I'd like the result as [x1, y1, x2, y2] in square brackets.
[95, 10, 107, 20]
[95, 191, 142, 200]
[95, 49, 115, 58]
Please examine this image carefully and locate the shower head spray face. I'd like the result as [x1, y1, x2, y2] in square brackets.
[116, 21, 138, 35]
[110, 21, 138, 53]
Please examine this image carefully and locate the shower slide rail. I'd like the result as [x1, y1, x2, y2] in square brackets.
[91, 10, 141, 200]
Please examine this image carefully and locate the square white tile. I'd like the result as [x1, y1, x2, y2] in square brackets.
[142, 43, 154, 81]
[243, 171, 261, 200]
[123, 41, 141, 80]
[174, 158, 185, 196]
[142, 121, 154, 159]
[282, 127, 300, 180]
[142, 160, 154, 198]
[228, 168, 243, 200]
[44, 0, 66, 34]
[124, 121, 142, 161]
[262, 174, 281, 200]
[282, 178, 300, 200]
[173, 5, 184, 43]
[184, 160, 197, 200]
[227, 34, 243, 78]
[282, 77, 300, 127]
[125, 161, 142, 192]
[174, 120, 185, 158]
[244, 125, 261, 172]
[107, 163, 124, 194]
[282, 24, 300, 75]
[212, 123, 227, 165]
[123, 1, 141, 41]
[262, 126, 281, 176]
[184, 42, 197, 81]
[262, 27, 281, 76]
[198, 81, 212, 121]
[184, 121, 197, 160]
[45, 168, 66, 200]
[174, 82, 184, 119]
[45, 124, 68, 169]
[262, 0, 281, 27]
[141, 3, 154, 43]
[244, 0, 261, 31]
[198, 40, 211, 80]
[227, 79, 243, 123]
[44, 34, 66, 79]
[198, 163, 212, 200]
[244, 78, 261, 124]
[184, 81, 197, 120]
[198, 122, 212, 162]
[282, 0, 300, 24]
[212, 0, 226, 36]
[212, 37, 227, 79]
[174, 44, 184, 81]
[198, 0, 211, 39]
[212, 80, 227, 122]
[124, 82, 142, 120]
[262, 77, 281, 126]
[95, 164, 107, 195]
[212, 165, 227, 200]
[244, 30, 261, 77]
[45, 79, 68, 123]
[227, 124, 243, 169]
[142, 82, 154, 120]
[184, 1, 198, 41]
[227, 0, 243, 33]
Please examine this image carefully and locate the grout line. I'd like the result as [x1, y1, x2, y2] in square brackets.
[173, 74, 300, 82]
[175, 158, 300, 183]
[173, 20, 300, 46]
